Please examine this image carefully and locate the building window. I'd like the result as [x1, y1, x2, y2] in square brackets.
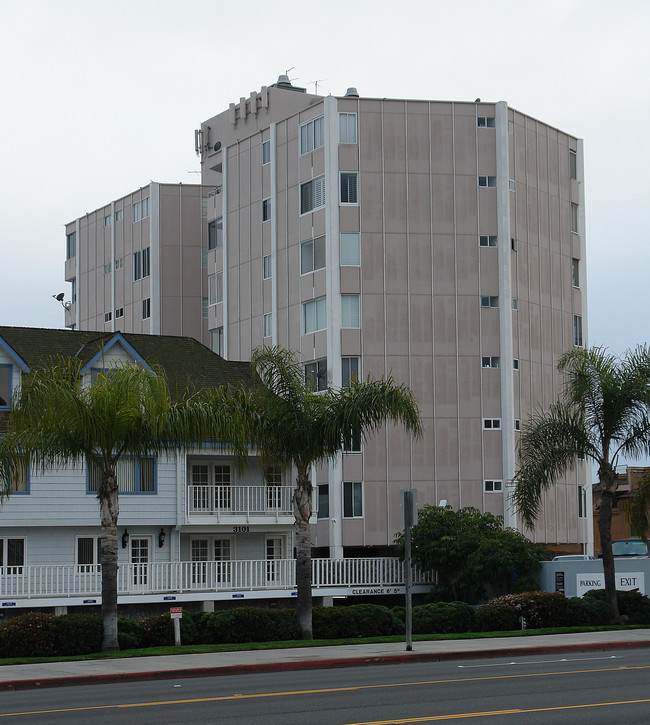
[133, 251, 142, 281]
[211, 327, 224, 356]
[132, 201, 141, 223]
[142, 247, 150, 278]
[572, 258, 580, 287]
[508, 179, 516, 192]
[318, 484, 329, 519]
[202, 298, 209, 319]
[569, 148, 577, 179]
[303, 298, 327, 333]
[340, 173, 358, 204]
[511, 238, 518, 251]
[263, 313, 273, 338]
[262, 140, 271, 165]
[70, 278, 77, 304]
[574, 314, 583, 347]
[484, 480, 503, 492]
[479, 235, 497, 247]
[115, 257, 123, 270]
[512, 298, 518, 310]
[342, 357, 359, 387]
[88, 457, 156, 494]
[478, 176, 497, 187]
[483, 419, 501, 429]
[340, 232, 360, 266]
[104, 312, 112, 323]
[343, 482, 363, 517]
[477, 116, 495, 128]
[77, 537, 101, 571]
[514, 419, 521, 431]
[482, 356, 500, 368]
[305, 359, 328, 391]
[480, 295, 499, 308]
[66, 232, 76, 259]
[141, 197, 150, 219]
[513, 358, 519, 370]
[216, 271, 223, 303]
[300, 116, 324, 154]
[300, 235, 326, 274]
[142, 298, 151, 320]
[104, 214, 112, 227]
[115, 307, 124, 319]
[262, 254, 272, 280]
[115, 209, 123, 222]
[202, 246, 208, 269]
[571, 203, 579, 233]
[0, 538, 25, 573]
[0, 364, 10, 409]
[341, 295, 360, 328]
[262, 198, 271, 222]
[104, 263, 111, 275]
[578, 486, 587, 518]
[208, 217, 223, 249]
[300, 176, 326, 214]
[339, 113, 357, 143]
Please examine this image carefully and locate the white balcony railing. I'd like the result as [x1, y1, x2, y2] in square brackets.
[0, 558, 433, 601]
[187, 485, 295, 519]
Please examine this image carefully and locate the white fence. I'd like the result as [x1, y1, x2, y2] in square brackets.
[0, 558, 432, 600]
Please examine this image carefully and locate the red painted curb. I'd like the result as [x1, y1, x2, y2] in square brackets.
[1, 640, 649, 691]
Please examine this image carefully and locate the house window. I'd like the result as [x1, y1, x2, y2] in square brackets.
[300, 176, 326, 214]
[114, 257, 123, 270]
[513, 358, 519, 370]
[141, 197, 150, 219]
[211, 327, 224, 356]
[343, 481, 363, 517]
[208, 217, 223, 249]
[572, 258, 580, 287]
[104, 214, 112, 227]
[342, 357, 359, 387]
[341, 295, 360, 328]
[339, 113, 357, 143]
[318, 484, 330, 519]
[71, 277, 77, 304]
[509, 179, 516, 191]
[66, 232, 76, 259]
[569, 148, 577, 179]
[0, 364, 11, 409]
[202, 297, 209, 319]
[132, 201, 141, 223]
[478, 176, 497, 187]
[343, 429, 362, 453]
[115, 209, 123, 222]
[303, 298, 327, 333]
[571, 203, 579, 233]
[482, 356, 500, 368]
[77, 537, 101, 571]
[262, 254, 272, 280]
[88, 457, 156, 494]
[133, 251, 142, 281]
[477, 116, 495, 128]
[483, 419, 501, 429]
[479, 235, 497, 247]
[262, 198, 271, 222]
[340, 233, 360, 266]
[142, 247, 150, 278]
[115, 308, 124, 319]
[104, 312, 112, 323]
[340, 172, 358, 204]
[300, 116, 325, 154]
[0, 538, 25, 573]
[305, 359, 328, 391]
[574, 314, 583, 346]
[484, 480, 503, 492]
[263, 313, 273, 338]
[262, 140, 271, 165]
[480, 295, 499, 308]
[300, 235, 326, 274]
[142, 298, 151, 320]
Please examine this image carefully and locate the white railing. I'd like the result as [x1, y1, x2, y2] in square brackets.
[187, 485, 295, 519]
[0, 558, 433, 600]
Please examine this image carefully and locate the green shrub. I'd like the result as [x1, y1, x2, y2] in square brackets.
[477, 591, 568, 630]
[412, 602, 475, 634]
[198, 608, 300, 644]
[0, 612, 59, 658]
[564, 597, 611, 626]
[392, 606, 405, 625]
[141, 612, 199, 647]
[313, 604, 401, 639]
[53, 614, 103, 655]
[583, 589, 650, 624]
[474, 602, 520, 632]
[118, 617, 145, 650]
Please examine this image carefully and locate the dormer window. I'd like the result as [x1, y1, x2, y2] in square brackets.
[0, 364, 11, 409]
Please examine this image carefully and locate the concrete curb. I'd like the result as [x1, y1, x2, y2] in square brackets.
[1, 639, 649, 691]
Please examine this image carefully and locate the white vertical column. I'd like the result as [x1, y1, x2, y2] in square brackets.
[150, 182, 161, 335]
[222, 150, 229, 359]
[270, 123, 278, 345]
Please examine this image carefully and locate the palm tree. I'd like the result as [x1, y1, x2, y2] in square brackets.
[236, 346, 422, 639]
[0, 357, 247, 651]
[513, 345, 650, 619]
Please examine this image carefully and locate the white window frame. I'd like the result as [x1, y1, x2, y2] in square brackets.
[483, 419, 501, 430]
[318, 483, 330, 519]
[340, 232, 360, 266]
[133, 251, 142, 281]
[76, 536, 101, 572]
[262, 140, 271, 165]
[132, 200, 142, 223]
[342, 356, 359, 387]
[300, 235, 326, 274]
[211, 327, 224, 356]
[262, 198, 271, 222]
[343, 481, 363, 518]
[0, 363, 12, 410]
[263, 313, 273, 338]
[481, 356, 500, 369]
[477, 116, 495, 128]
[574, 314, 583, 347]
[572, 258, 580, 288]
[208, 217, 223, 250]
[88, 457, 156, 494]
[104, 214, 112, 227]
[480, 295, 499, 308]
[262, 254, 272, 280]
[142, 247, 150, 278]
[340, 172, 358, 205]
[509, 179, 516, 192]
[115, 307, 124, 319]
[303, 298, 327, 334]
[479, 235, 497, 247]
[339, 113, 357, 144]
[300, 176, 326, 214]
[478, 175, 497, 187]
[341, 294, 360, 328]
[305, 359, 328, 392]
[484, 480, 503, 492]
[0, 538, 25, 573]
[104, 312, 112, 323]
[571, 203, 579, 233]
[66, 232, 76, 259]
[115, 209, 123, 222]
[216, 271, 223, 303]
[142, 298, 151, 320]
[299, 116, 325, 154]
[569, 148, 577, 179]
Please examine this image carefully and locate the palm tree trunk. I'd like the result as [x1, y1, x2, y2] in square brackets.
[598, 465, 620, 621]
[294, 463, 313, 639]
[99, 468, 120, 651]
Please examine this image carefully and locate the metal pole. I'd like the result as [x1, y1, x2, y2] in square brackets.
[403, 489, 415, 651]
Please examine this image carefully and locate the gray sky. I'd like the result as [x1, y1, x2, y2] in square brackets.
[1, 0, 648, 356]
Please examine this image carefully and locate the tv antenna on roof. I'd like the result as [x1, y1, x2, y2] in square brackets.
[309, 79, 327, 94]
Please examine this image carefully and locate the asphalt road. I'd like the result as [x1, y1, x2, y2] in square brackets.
[2, 648, 650, 724]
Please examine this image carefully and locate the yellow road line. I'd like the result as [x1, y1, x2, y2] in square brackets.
[0, 665, 647, 719]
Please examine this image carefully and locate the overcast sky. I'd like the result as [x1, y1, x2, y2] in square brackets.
[1, 0, 648, 357]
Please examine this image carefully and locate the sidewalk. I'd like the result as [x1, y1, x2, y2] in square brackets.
[1, 629, 649, 691]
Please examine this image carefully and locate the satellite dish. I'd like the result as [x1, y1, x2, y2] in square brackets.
[54, 292, 65, 302]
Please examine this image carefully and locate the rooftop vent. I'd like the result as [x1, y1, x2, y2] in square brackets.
[345, 87, 359, 98]
[276, 74, 293, 87]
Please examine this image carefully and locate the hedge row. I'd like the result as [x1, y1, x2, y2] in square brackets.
[2, 590, 649, 658]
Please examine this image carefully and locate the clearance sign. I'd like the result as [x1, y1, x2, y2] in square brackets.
[576, 572, 644, 597]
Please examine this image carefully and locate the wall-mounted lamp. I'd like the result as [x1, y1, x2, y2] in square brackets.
[158, 528, 166, 548]
[121, 529, 129, 549]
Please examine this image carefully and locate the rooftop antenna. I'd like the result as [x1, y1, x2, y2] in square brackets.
[309, 79, 327, 94]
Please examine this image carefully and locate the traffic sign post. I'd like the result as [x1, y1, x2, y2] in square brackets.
[170, 607, 183, 646]
[401, 489, 417, 652]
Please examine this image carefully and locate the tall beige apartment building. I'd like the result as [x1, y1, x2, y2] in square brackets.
[66, 77, 590, 555]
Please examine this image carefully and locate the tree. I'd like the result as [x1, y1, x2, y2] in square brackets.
[395, 505, 543, 602]
[237, 346, 422, 639]
[0, 357, 247, 651]
[512, 346, 650, 620]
